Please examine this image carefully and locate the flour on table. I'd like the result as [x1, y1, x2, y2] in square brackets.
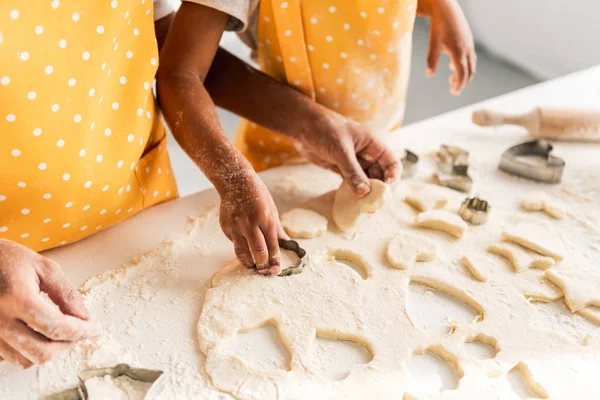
[332, 179, 390, 233]
[502, 220, 565, 260]
[386, 231, 437, 270]
[546, 257, 600, 312]
[414, 210, 468, 238]
[281, 208, 327, 239]
[520, 191, 566, 219]
[85, 375, 152, 400]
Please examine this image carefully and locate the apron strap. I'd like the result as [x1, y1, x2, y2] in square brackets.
[270, 0, 316, 100]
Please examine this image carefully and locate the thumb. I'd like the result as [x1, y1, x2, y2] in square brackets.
[38, 258, 91, 321]
[427, 32, 441, 76]
[336, 150, 371, 197]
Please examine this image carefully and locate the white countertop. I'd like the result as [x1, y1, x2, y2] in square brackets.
[2, 66, 600, 398]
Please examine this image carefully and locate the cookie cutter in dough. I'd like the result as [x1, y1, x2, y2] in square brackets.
[249, 239, 307, 277]
[277, 238, 307, 276]
[43, 364, 164, 400]
[433, 145, 473, 193]
[458, 197, 490, 225]
[498, 139, 565, 183]
[401, 149, 419, 178]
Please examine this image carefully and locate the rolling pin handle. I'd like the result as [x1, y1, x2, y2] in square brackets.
[472, 109, 534, 129]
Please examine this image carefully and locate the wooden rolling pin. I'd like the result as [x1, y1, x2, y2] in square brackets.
[472, 107, 600, 142]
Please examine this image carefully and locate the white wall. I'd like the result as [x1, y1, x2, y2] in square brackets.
[460, 0, 600, 79]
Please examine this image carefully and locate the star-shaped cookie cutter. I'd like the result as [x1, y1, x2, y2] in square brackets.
[434, 145, 473, 193]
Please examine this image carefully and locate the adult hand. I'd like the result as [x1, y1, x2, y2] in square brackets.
[297, 112, 401, 197]
[0, 239, 100, 368]
[219, 170, 285, 276]
[426, 0, 477, 94]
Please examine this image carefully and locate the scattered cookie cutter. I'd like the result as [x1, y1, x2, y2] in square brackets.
[434, 145, 473, 193]
[458, 197, 490, 225]
[43, 364, 164, 400]
[401, 149, 419, 178]
[249, 239, 307, 277]
[498, 139, 565, 183]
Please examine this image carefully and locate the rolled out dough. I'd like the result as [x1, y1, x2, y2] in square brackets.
[502, 220, 565, 261]
[281, 208, 328, 239]
[332, 179, 390, 233]
[198, 182, 600, 400]
[386, 231, 437, 270]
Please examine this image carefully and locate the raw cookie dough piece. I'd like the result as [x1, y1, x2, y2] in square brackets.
[488, 242, 555, 272]
[414, 210, 468, 238]
[546, 262, 600, 312]
[460, 253, 489, 281]
[521, 191, 566, 219]
[502, 221, 565, 261]
[386, 232, 437, 270]
[332, 179, 390, 232]
[281, 208, 328, 239]
[404, 188, 448, 212]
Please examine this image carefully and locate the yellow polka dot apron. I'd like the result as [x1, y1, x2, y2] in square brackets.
[0, 0, 178, 252]
[235, 0, 417, 171]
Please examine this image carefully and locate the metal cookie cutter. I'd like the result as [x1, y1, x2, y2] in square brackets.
[434, 145, 473, 193]
[498, 139, 565, 183]
[250, 239, 307, 276]
[401, 149, 419, 178]
[459, 197, 490, 225]
[44, 364, 163, 400]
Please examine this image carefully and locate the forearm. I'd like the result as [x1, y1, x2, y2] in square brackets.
[154, 12, 174, 53]
[157, 72, 253, 194]
[417, 0, 454, 17]
[204, 48, 336, 140]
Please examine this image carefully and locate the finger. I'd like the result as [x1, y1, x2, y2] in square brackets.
[2, 319, 68, 365]
[367, 163, 384, 181]
[38, 258, 90, 320]
[246, 227, 270, 271]
[377, 149, 402, 183]
[427, 34, 442, 76]
[336, 149, 371, 197]
[18, 295, 100, 342]
[0, 338, 32, 369]
[261, 224, 281, 276]
[232, 232, 254, 267]
[449, 51, 468, 94]
[467, 50, 477, 84]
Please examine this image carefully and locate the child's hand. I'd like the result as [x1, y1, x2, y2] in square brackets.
[298, 112, 401, 197]
[219, 170, 285, 275]
[425, 0, 476, 94]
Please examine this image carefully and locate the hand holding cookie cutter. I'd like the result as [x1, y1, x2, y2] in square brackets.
[249, 239, 307, 277]
[459, 197, 490, 225]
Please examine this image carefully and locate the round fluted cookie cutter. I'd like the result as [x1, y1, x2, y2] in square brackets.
[459, 197, 491, 225]
[250, 239, 307, 277]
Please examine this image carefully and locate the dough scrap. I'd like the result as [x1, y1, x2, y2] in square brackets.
[332, 179, 390, 232]
[386, 232, 437, 270]
[546, 261, 600, 312]
[281, 208, 328, 239]
[460, 253, 489, 282]
[521, 191, 566, 220]
[488, 242, 555, 272]
[414, 210, 468, 238]
[404, 188, 448, 212]
[502, 221, 565, 261]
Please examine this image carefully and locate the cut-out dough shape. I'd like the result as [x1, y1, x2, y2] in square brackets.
[332, 179, 390, 232]
[460, 253, 489, 282]
[520, 191, 566, 220]
[502, 221, 565, 261]
[507, 362, 549, 399]
[281, 208, 328, 239]
[404, 189, 448, 212]
[488, 242, 555, 272]
[546, 261, 600, 312]
[328, 249, 370, 279]
[414, 210, 468, 238]
[386, 232, 437, 270]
